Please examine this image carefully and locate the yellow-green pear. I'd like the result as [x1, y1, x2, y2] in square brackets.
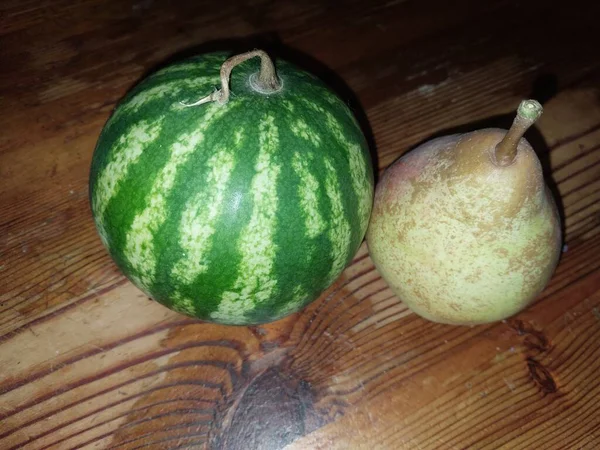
[367, 100, 562, 325]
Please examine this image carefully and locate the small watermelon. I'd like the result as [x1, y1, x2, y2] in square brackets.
[89, 50, 374, 325]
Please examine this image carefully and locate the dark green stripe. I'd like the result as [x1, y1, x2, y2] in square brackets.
[182, 105, 263, 317]
[151, 101, 251, 315]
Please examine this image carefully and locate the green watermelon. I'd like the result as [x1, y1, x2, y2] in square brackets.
[89, 50, 374, 325]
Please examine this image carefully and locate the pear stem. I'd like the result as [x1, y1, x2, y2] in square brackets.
[494, 99, 543, 166]
[181, 50, 282, 107]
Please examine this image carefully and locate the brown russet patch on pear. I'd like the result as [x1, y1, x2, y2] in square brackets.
[374, 171, 409, 217]
[522, 235, 547, 265]
[465, 268, 484, 283]
[388, 135, 459, 209]
[395, 216, 417, 243]
[449, 302, 462, 312]
[548, 223, 562, 250]
[451, 130, 543, 221]
[410, 284, 431, 310]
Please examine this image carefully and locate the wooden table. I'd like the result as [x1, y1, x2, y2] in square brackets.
[2, 1, 599, 448]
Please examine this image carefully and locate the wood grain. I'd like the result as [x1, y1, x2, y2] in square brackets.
[1, 0, 600, 448]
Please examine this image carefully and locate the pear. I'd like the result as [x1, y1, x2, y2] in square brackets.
[367, 100, 562, 325]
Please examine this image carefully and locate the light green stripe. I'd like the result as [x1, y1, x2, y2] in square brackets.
[276, 285, 307, 318]
[324, 156, 352, 286]
[107, 77, 213, 127]
[301, 98, 371, 233]
[291, 118, 321, 147]
[124, 103, 228, 290]
[292, 152, 325, 238]
[93, 120, 163, 247]
[282, 100, 295, 113]
[171, 145, 237, 284]
[152, 61, 210, 77]
[347, 143, 373, 233]
[318, 88, 358, 122]
[211, 115, 281, 323]
[321, 89, 341, 106]
[170, 293, 197, 316]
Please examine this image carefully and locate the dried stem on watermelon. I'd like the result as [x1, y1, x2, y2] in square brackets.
[182, 49, 282, 107]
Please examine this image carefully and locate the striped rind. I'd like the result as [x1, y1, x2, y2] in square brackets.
[123, 103, 228, 291]
[171, 146, 237, 284]
[170, 293, 197, 317]
[291, 118, 321, 147]
[302, 98, 373, 234]
[275, 285, 309, 320]
[92, 120, 164, 247]
[292, 152, 326, 239]
[348, 143, 373, 234]
[212, 115, 281, 323]
[106, 77, 214, 129]
[323, 156, 353, 286]
[89, 52, 374, 325]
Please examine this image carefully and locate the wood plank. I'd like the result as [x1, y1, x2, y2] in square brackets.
[1, 0, 600, 448]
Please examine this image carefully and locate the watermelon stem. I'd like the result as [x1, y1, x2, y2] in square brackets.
[181, 50, 281, 107]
